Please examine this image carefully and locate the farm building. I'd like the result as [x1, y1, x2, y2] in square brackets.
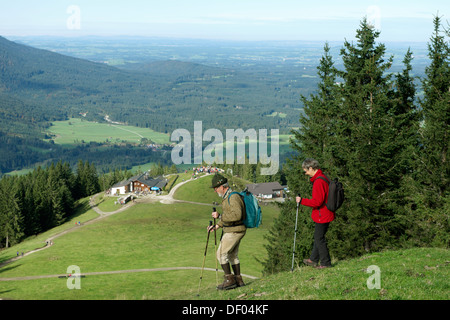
[110, 173, 168, 195]
[132, 173, 167, 193]
[245, 182, 285, 199]
[110, 177, 134, 195]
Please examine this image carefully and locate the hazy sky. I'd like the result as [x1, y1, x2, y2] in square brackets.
[1, 0, 448, 42]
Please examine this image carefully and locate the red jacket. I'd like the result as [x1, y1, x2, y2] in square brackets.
[300, 169, 335, 223]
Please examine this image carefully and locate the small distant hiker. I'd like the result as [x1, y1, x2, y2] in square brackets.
[208, 174, 246, 290]
[296, 158, 334, 269]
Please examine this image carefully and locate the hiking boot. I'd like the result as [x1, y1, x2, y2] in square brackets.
[303, 259, 318, 267]
[217, 274, 237, 290]
[235, 275, 245, 287]
[231, 264, 245, 287]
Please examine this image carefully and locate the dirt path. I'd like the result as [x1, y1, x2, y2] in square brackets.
[0, 174, 234, 279]
[0, 195, 138, 269]
[139, 173, 213, 206]
[110, 124, 144, 139]
[0, 267, 258, 281]
[1, 174, 212, 266]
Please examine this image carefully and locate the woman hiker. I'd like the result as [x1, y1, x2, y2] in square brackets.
[296, 158, 334, 269]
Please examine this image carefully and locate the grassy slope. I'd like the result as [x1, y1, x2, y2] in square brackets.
[0, 177, 448, 300]
[199, 247, 449, 300]
[172, 174, 217, 204]
[0, 177, 279, 300]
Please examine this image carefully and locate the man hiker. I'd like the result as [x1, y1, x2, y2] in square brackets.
[296, 158, 334, 269]
[208, 174, 246, 290]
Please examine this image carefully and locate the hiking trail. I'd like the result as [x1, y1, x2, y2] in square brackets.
[0, 174, 259, 282]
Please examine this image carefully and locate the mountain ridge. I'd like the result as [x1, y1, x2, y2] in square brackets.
[0, 35, 299, 131]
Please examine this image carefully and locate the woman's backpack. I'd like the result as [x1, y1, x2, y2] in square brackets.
[317, 176, 344, 213]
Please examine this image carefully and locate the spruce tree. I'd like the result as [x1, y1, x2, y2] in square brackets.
[32, 166, 52, 231]
[393, 48, 419, 164]
[414, 15, 449, 247]
[47, 162, 74, 227]
[287, 42, 340, 195]
[419, 15, 449, 204]
[0, 176, 23, 247]
[264, 43, 339, 273]
[21, 174, 39, 236]
[86, 161, 101, 196]
[264, 18, 423, 273]
[294, 42, 340, 170]
[75, 160, 100, 198]
[75, 159, 86, 199]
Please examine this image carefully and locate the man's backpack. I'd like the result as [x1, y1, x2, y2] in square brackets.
[228, 190, 262, 228]
[317, 176, 344, 213]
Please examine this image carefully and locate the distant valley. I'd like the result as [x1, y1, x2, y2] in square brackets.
[0, 36, 428, 175]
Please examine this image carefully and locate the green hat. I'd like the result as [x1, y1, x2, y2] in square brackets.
[211, 174, 227, 188]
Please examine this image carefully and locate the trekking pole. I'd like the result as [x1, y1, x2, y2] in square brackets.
[291, 194, 300, 272]
[213, 207, 218, 286]
[197, 220, 213, 296]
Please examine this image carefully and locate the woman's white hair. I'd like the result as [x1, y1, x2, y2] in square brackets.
[302, 158, 320, 170]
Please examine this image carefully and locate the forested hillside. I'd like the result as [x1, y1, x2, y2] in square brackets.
[0, 159, 143, 248]
[0, 35, 306, 174]
[0, 35, 303, 133]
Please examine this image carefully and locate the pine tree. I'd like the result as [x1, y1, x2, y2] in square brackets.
[264, 18, 424, 273]
[413, 15, 450, 247]
[419, 15, 449, 205]
[331, 18, 424, 255]
[21, 174, 39, 236]
[0, 176, 23, 247]
[47, 162, 74, 227]
[287, 42, 340, 196]
[393, 48, 419, 164]
[75, 160, 100, 198]
[264, 43, 339, 273]
[86, 161, 100, 196]
[169, 164, 178, 174]
[32, 166, 52, 231]
[75, 159, 86, 199]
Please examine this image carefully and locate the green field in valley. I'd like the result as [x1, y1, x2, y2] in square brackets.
[45, 117, 292, 150]
[45, 118, 171, 146]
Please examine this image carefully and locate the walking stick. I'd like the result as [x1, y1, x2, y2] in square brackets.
[197, 220, 213, 296]
[213, 207, 218, 286]
[291, 194, 300, 272]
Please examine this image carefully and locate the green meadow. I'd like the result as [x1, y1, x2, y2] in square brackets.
[43, 118, 293, 176]
[46, 118, 292, 148]
[0, 175, 279, 300]
[1, 174, 448, 300]
[46, 118, 171, 146]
